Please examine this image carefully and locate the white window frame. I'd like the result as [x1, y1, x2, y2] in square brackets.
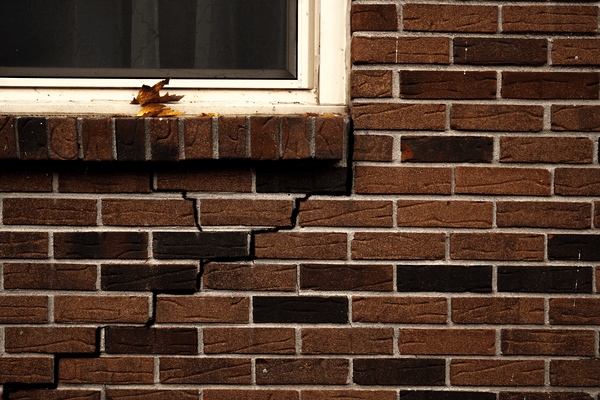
[0, 0, 349, 115]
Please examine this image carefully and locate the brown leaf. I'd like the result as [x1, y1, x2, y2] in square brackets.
[131, 78, 183, 105]
[136, 104, 166, 117]
[157, 108, 184, 117]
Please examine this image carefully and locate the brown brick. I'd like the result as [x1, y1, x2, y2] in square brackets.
[81, 117, 112, 161]
[452, 297, 545, 325]
[54, 295, 149, 323]
[4, 263, 96, 290]
[455, 38, 547, 65]
[0, 116, 17, 159]
[451, 104, 544, 132]
[596, 202, 600, 228]
[150, 118, 179, 161]
[302, 391, 395, 400]
[156, 296, 249, 323]
[503, 6, 598, 33]
[353, 103, 446, 130]
[3, 198, 96, 225]
[353, 297, 446, 324]
[204, 327, 295, 354]
[553, 39, 600, 66]
[219, 116, 247, 159]
[105, 327, 197, 355]
[404, 4, 497, 33]
[115, 118, 145, 162]
[351, 4, 397, 31]
[7, 389, 101, 400]
[397, 200, 493, 228]
[550, 298, 600, 325]
[353, 135, 393, 161]
[201, 199, 293, 227]
[302, 328, 393, 355]
[251, 116, 279, 161]
[59, 170, 151, 193]
[0, 232, 48, 258]
[455, 167, 551, 196]
[203, 263, 296, 291]
[282, 116, 310, 160]
[351, 70, 393, 98]
[555, 168, 600, 196]
[551, 360, 600, 387]
[5, 327, 96, 353]
[256, 358, 348, 385]
[399, 329, 495, 355]
[401, 136, 493, 163]
[502, 72, 599, 100]
[501, 136, 593, 164]
[204, 390, 297, 400]
[499, 393, 593, 400]
[298, 200, 393, 227]
[0, 357, 54, 384]
[156, 168, 252, 192]
[352, 232, 445, 261]
[160, 357, 251, 384]
[102, 199, 194, 226]
[552, 105, 600, 132]
[0, 295, 48, 323]
[18, 118, 48, 160]
[255, 232, 347, 260]
[183, 117, 213, 160]
[352, 36, 449, 64]
[315, 116, 344, 160]
[451, 233, 544, 261]
[400, 71, 496, 100]
[451, 359, 544, 386]
[300, 264, 393, 292]
[54, 232, 148, 259]
[107, 389, 198, 400]
[0, 171, 52, 192]
[502, 329, 594, 356]
[355, 166, 451, 194]
[59, 357, 154, 384]
[49, 117, 78, 160]
[497, 201, 591, 229]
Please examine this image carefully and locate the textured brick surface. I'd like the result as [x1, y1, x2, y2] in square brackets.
[354, 359, 445, 386]
[0, 295, 48, 323]
[54, 232, 148, 259]
[452, 298, 544, 324]
[256, 358, 348, 385]
[105, 327, 197, 354]
[115, 118, 146, 161]
[4, 263, 97, 290]
[251, 116, 279, 161]
[106, 389, 198, 400]
[0, 116, 17, 159]
[497, 201, 591, 229]
[160, 358, 251, 384]
[498, 266, 592, 293]
[352, 297, 447, 324]
[300, 264, 393, 291]
[451, 233, 544, 261]
[101, 263, 197, 291]
[18, 118, 48, 160]
[553, 39, 600, 66]
[551, 361, 600, 387]
[352, 232, 446, 260]
[552, 105, 600, 131]
[204, 327, 295, 354]
[397, 265, 492, 293]
[203, 263, 296, 291]
[59, 357, 154, 384]
[299, 200, 393, 227]
[353, 135, 393, 161]
[316, 116, 344, 160]
[203, 390, 297, 400]
[548, 234, 600, 261]
[397, 200, 492, 228]
[153, 231, 248, 259]
[54, 295, 149, 323]
[302, 328, 393, 355]
[0, 171, 52, 192]
[398, 329, 495, 355]
[555, 168, 600, 196]
[0, 232, 48, 258]
[183, 117, 213, 160]
[550, 298, 600, 325]
[352, 37, 449, 64]
[355, 166, 451, 194]
[501, 329, 594, 356]
[59, 170, 151, 193]
[450, 359, 544, 386]
[201, 199, 293, 226]
[500, 137, 593, 163]
[0, 357, 54, 384]
[352, 103, 446, 130]
[451, 105, 544, 132]
[403, 4, 497, 33]
[6, 389, 101, 400]
[254, 296, 348, 324]
[3, 198, 96, 226]
[400, 71, 496, 100]
[304, 391, 395, 400]
[352, 4, 397, 31]
[218, 116, 247, 159]
[5, 327, 96, 353]
[454, 38, 547, 65]
[255, 232, 347, 260]
[401, 136, 493, 163]
[150, 118, 179, 161]
[351, 70, 393, 98]
[103, 199, 194, 226]
[503, 6, 598, 33]
[81, 118, 112, 161]
[455, 167, 551, 196]
[502, 72, 599, 99]
[281, 116, 310, 160]
[156, 296, 249, 323]
[49, 117, 78, 160]
[157, 168, 252, 192]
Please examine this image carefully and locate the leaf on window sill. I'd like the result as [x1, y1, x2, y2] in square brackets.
[131, 78, 184, 106]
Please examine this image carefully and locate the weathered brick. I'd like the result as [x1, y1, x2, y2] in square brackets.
[4, 263, 96, 290]
[548, 234, 600, 261]
[106, 389, 197, 400]
[451, 359, 544, 386]
[156, 296, 249, 323]
[452, 297, 544, 325]
[553, 39, 600, 66]
[498, 266, 593, 294]
[502, 329, 594, 356]
[0, 232, 48, 258]
[5, 327, 96, 353]
[455, 38, 547, 65]
[59, 169, 151, 193]
[201, 199, 293, 227]
[300, 264, 393, 291]
[101, 263, 197, 292]
[183, 117, 213, 160]
[257, 358, 348, 385]
[354, 359, 445, 386]
[218, 116, 247, 159]
[150, 118, 179, 161]
[353, 135, 393, 161]
[0, 295, 48, 323]
[153, 231, 248, 259]
[352, 103, 446, 130]
[497, 201, 591, 229]
[49, 117, 78, 160]
[3, 198, 96, 225]
[251, 116, 279, 161]
[299, 200, 392, 227]
[18, 117, 48, 160]
[256, 165, 348, 194]
[351, 4, 397, 31]
[451, 233, 544, 261]
[81, 117, 112, 161]
[352, 297, 447, 324]
[54, 232, 148, 259]
[156, 168, 252, 192]
[551, 360, 600, 387]
[402, 392, 495, 400]
[59, 357, 154, 384]
[397, 265, 492, 293]
[7, 389, 101, 400]
[102, 199, 194, 226]
[302, 328, 393, 355]
[315, 116, 344, 160]
[105, 327, 197, 354]
[54, 295, 149, 323]
[355, 166, 451, 194]
[352, 36, 449, 65]
[254, 296, 348, 324]
[351, 70, 393, 98]
[555, 168, 600, 196]
[397, 200, 493, 228]
[503, 6, 598, 33]
[502, 72, 599, 99]
[115, 118, 146, 161]
[0, 357, 54, 384]
[398, 329, 495, 355]
[0, 170, 52, 192]
[352, 232, 446, 260]
[552, 105, 600, 131]
[203, 263, 296, 291]
[255, 232, 346, 260]
[204, 390, 297, 400]
[160, 357, 251, 384]
[500, 137, 593, 164]
[400, 71, 496, 100]
[455, 167, 551, 196]
[401, 136, 493, 163]
[281, 116, 310, 160]
[404, 4, 497, 33]
[305, 391, 394, 400]
[550, 298, 600, 325]
[204, 327, 295, 354]
[499, 393, 593, 400]
[596, 202, 600, 228]
[451, 104, 543, 132]
[0, 116, 17, 159]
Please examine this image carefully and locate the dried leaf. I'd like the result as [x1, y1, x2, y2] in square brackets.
[131, 78, 185, 105]
[157, 93, 185, 103]
[137, 104, 166, 117]
[157, 108, 184, 117]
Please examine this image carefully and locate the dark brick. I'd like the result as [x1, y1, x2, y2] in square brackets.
[351, 4, 398, 31]
[3, 198, 97, 226]
[304, 391, 394, 400]
[6, 389, 101, 400]
[403, 4, 497, 33]
[59, 169, 151, 193]
[397, 265, 492, 293]
[401, 392, 496, 400]
[498, 266, 592, 293]
[0, 357, 54, 384]
[151, 118, 179, 161]
[354, 359, 445, 386]
[106, 390, 197, 400]
[219, 116, 247, 159]
[401, 136, 493, 163]
[203, 263, 296, 291]
[251, 116, 279, 161]
[105, 327, 197, 355]
[550, 298, 600, 325]
[500, 137, 593, 164]
[548, 234, 600, 261]
[555, 168, 600, 196]
[502, 72, 599, 99]
[300, 264, 393, 291]
[454, 38, 547, 65]
[253, 296, 348, 324]
[0, 171, 53, 192]
[5, 327, 96, 353]
[256, 359, 348, 385]
[157, 167, 252, 192]
[551, 360, 600, 387]
[496, 201, 591, 229]
[256, 166, 347, 193]
[500, 392, 593, 400]
[160, 357, 251, 384]
[281, 116, 310, 160]
[502, 329, 594, 356]
[49, 117, 78, 160]
[81, 117, 112, 161]
[351, 70, 393, 98]
[503, 6, 598, 33]
[552, 105, 600, 131]
[352, 36, 450, 65]
[353, 135, 393, 161]
[101, 264, 197, 291]
[0, 232, 48, 258]
[153, 231, 248, 259]
[400, 71, 496, 100]
[115, 118, 146, 161]
[553, 39, 600, 66]
[315, 116, 344, 159]
[0, 295, 48, 323]
[4, 263, 96, 291]
[0, 116, 17, 159]
[183, 117, 213, 160]
[352, 103, 446, 130]
[18, 117, 48, 160]
[451, 104, 543, 132]
[54, 232, 148, 259]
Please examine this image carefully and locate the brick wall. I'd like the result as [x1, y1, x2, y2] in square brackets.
[0, 0, 599, 399]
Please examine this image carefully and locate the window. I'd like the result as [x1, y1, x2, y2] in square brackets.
[0, 0, 349, 115]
